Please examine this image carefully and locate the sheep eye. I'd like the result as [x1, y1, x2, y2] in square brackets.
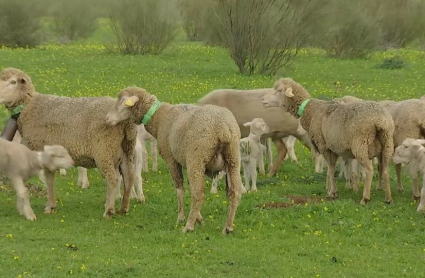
[10, 80, 16, 85]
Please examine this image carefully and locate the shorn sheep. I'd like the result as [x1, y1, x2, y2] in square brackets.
[0, 139, 74, 220]
[197, 88, 315, 176]
[393, 138, 425, 211]
[105, 86, 243, 234]
[0, 67, 137, 218]
[262, 78, 395, 205]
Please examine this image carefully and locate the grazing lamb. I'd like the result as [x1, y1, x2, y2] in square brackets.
[105, 86, 243, 234]
[138, 124, 158, 172]
[197, 88, 315, 177]
[262, 78, 395, 204]
[393, 138, 425, 211]
[0, 139, 74, 220]
[0, 67, 137, 218]
[239, 118, 270, 192]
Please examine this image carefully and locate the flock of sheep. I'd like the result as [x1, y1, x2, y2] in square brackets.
[1, 67, 425, 235]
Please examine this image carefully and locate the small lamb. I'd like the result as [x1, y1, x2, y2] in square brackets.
[0, 139, 74, 220]
[240, 118, 270, 192]
[393, 138, 425, 211]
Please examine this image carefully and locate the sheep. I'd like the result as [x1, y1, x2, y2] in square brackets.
[0, 139, 74, 220]
[0, 67, 137, 218]
[239, 118, 270, 192]
[261, 78, 395, 205]
[210, 137, 271, 194]
[138, 124, 158, 172]
[378, 98, 425, 199]
[105, 86, 243, 234]
[197, 88, 315, 177]
[393, 138, 425, 211]
[283, 135, 298, 163]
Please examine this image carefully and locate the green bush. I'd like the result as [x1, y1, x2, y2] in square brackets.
[0, 0, 43, 48]
[375, 55, 405, 70]
[49, 0, 98, 42]
[107, 0, 179, 55]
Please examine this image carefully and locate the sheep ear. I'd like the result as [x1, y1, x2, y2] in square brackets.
[243, 121, 252, 127]
[124, 96, 139, 107]
[416, 139, 425, 145]
[19, 77, 27, 84]
[284, 87, 294, 97]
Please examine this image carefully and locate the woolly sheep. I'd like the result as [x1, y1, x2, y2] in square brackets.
[0, 139, 74, 220]
[393, 138, 425, 211]
[239, 118, 270, 192]
[105, 86, 243, 234]
[197, 88, 315, 176]
[0, 67, 137, 218]
[262, 78, 395, 204]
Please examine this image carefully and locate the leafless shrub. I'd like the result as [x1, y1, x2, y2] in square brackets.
[178, 0, 203, 41]
[107, 0, 179, 55]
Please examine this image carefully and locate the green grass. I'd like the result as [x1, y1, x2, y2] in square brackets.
[1, 30, 425, 278]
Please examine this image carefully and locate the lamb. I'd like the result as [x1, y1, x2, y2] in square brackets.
[378, 98, 425, 199]
[393, 138, 425, 211]
[197, 88, 315, 177]
[105, 86, 243, 234]
[0, 139, 74, 220]
[261, 78, 395, 204]
[138, 124, 158, 172]
[239, 118, 270, 192]
[0, 67, 137, 218]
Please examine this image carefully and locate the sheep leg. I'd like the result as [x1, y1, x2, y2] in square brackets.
[182, 163, 205, 233]
[77, 167, 89, 189]
[44, 170, 57, 214]
[12, 177, 36, 221]
[98, 164, 119, 218]
[168, 161, 185, 222]
[242, 161, 251, 191]
[315, 154, 324, 173]
[268, 138, 287, 177]
[344, 158, 352, 190]
[151, 139, 158, 172]
[59, 169, 67, 176]
[117, 156, 134, 214]
[394, 163, 403, 192]
[115, 173, 122, 200]
[352, 160, 360, 193]
[417, 174, 425, 211]
[358, 158, 375, 205]
[210, 174, 219, 194]
[249, 158, 258, 192]
[408, 162, 420, 200]
[257, 148, 265, 175]
[266, 138, 273, 172]
[324, 152, 338, 198]
[141, 141, 149, 172]
[222, 158, 242, 235]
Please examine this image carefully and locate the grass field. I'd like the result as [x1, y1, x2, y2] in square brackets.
[1, 26, 425, 278]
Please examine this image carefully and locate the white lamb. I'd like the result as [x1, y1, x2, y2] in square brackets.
[0, 139, 74, 220]
[239, 118, 270, 192]
[393, 138, 425, 211]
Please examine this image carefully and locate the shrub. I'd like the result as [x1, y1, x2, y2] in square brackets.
[200, 0, 329, 75]
[178, 0, 202, 41]
[49, 0, 98, 42]
[375, 55, 405, 70]
[107, 0, 179, 55]
[320, 0, 382, 59]
[0, 0, 43, 48]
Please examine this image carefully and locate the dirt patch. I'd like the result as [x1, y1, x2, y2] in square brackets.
[26, 183, 47, 198]
[258, 195, 334, 209]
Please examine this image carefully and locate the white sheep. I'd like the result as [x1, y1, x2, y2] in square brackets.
[0, 139, 74, 220]
[239, 118, 270, 192]
[283, 135, 298, 163]
[393, 138, 425, 211]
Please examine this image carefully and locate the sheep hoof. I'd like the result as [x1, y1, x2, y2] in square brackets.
[416, 205, 424, 212]
[251, 187, 258, 192]
[397, 187, 404, 193]
[137, 195, 146, 203]
[222, 227, 233, 235]
[26, 213, 37, 221]
[117, 208, 129, 215]
[196, 218, 204, 225]
[412, 195, 420, 201]
[360, 198, 370, 206]
[44, 206, 55, 214]
[210, 189, 218, 194]
[267, 172, 276, 177]
[376, 186, 383, 191]
[103, 210, 115, 218]
[385, 199, 392, 204]
[182, 226, 194, 233]
[177, 215, 185, 223]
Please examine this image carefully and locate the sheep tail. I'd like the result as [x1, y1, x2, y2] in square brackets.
[375, 121, 394, 167]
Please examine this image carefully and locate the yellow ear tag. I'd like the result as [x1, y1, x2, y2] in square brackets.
[125, 99, 134, 107]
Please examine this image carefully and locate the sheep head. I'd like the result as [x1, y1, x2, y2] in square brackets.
[261, 78, 310, 118]
[243, 118, 269, 137]
[106, 86, 158, 126]
[393, 138, 425, 165]
[0, 67, 35, 109]
[41, 145, 74, 172]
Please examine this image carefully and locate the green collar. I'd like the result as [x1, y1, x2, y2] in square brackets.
[8, 104, 25, 118]
[142, 100, 161, 125]
[297, 99, 310, 116]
